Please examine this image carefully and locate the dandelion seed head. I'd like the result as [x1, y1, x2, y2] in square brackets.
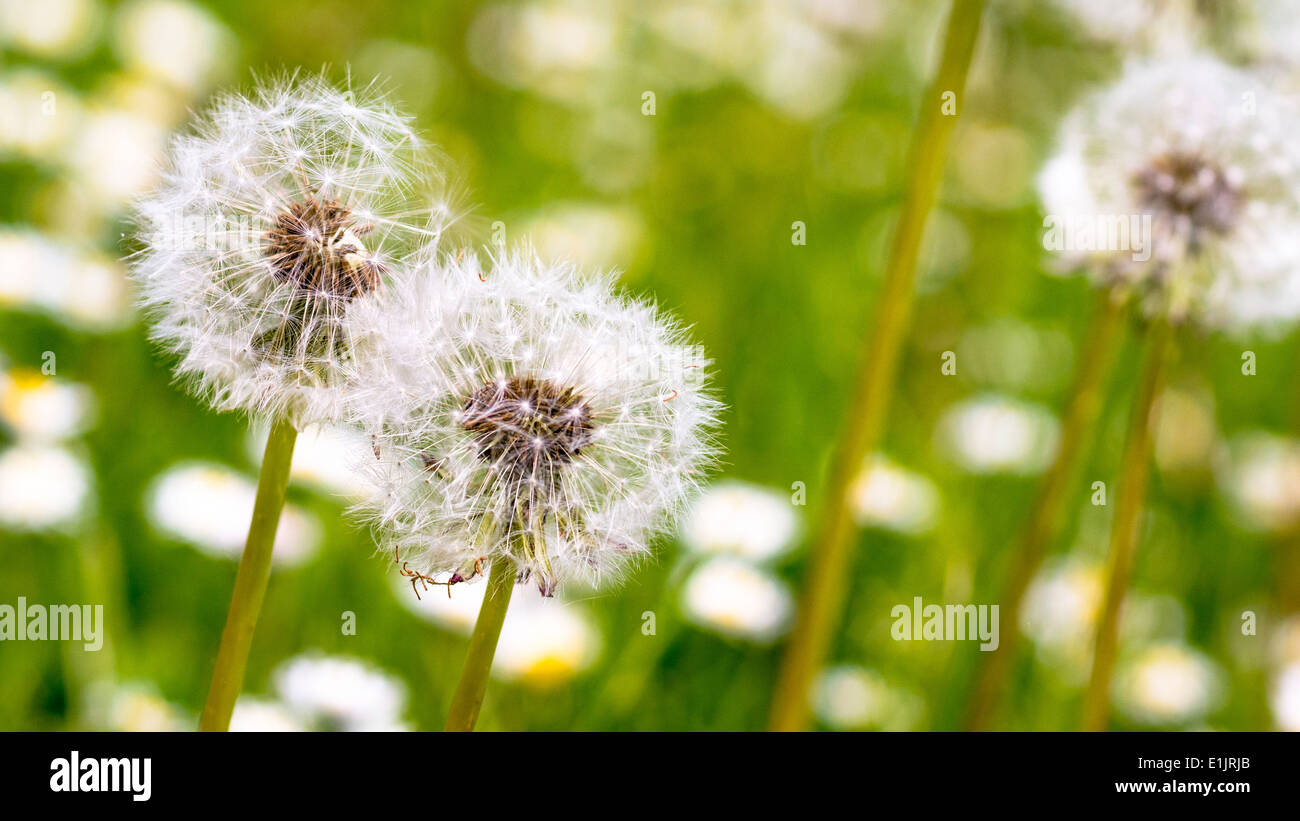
[129, 72, 453, 427]
[1039, 56, 1300, 331]
[349, 246, 722, 595]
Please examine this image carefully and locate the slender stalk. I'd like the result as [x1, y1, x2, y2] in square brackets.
[444, 555, 517, 732]
[963, 290, 1127, 730]
[199, 417, 298, 732]
[767, 0, 986, 732]
[1080, 318, 1175, 731]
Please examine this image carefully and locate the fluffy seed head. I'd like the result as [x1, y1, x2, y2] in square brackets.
[348, 248, 722, 595]
[130, 72, 452, 426]
[1039, 56, 1300, 331]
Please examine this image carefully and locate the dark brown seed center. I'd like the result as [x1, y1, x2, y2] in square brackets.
[461, 375, 595, 483]
[1133, 152, 1242, 239]
[264, 195, 385, 299]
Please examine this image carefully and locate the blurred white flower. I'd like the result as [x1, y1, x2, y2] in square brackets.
[1021, 557, 1103, 658]
[1047, 0, 1205, 55]
[1114, 642, 1224, 726]
[394, 572, 601, 687]
[0, 70, 83, 160]
[1217, 432, 1300, 534]
[811, 665, 924, 731]
[229, 697, 304, 732]
[350, 248, 720, 595]
[0, 0, 99, 59]
[494, 596, 602, 686]
[66, 106, 169, 211]
[936, 394, 1059, 475]
[1271, 662, 1300, 731]
[1236, 0, 1300, 73]
[246, 422, 376, 501]
[0, 229, 134, 331]
[1039, 57, 1300, 331]
[522, 202, 644, 272]
[680, 556, 792, 642]
[467, 1, 620, 103]
[84, 680, 188, 732]
[114, 0, 232, 92]
[1021, 557, 1186, 684]
[130, 73, 451, 427]
[680, 481, 798, 561]
[274, 653, 409, 732]
[147, 463, 320, 565]
[0, 443, 92, 530]
[0, 370, 94, 441]
[847, 455, 939, 535]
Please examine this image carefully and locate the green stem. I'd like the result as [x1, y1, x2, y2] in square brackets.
[444, 555, 517, 731]
[767, 0, 986, 733]
[1081, 317, 1175, 731]
[198, 417, 298, 732]
[963, 290, 1127, 730]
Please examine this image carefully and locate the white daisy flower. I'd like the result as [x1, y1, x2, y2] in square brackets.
[349, 247, 721, 595]
[1272, 662, 1300, 731]
[847, 455, 939, 535]
[130, 73, 452, 428]
[679, 480, 798, 561]
[229, 697, 304, 732]
[146, 462, 320, 566]
[935, 393, 1059, 475]
[273, 653, 408, 732]
[1039, 56, 1300, 331]
[0, 443, 92, 530]
[394, 574, 601, 686]
[0, 370, 95, 442]
[680, 556, 792, 643]
[1217, 432, 1300, 534]
[1114, 642, 1224, 726]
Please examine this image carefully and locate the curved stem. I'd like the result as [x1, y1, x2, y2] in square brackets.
[1081, 318, 1175, 731]
[444, 555, 517, 731]
[767, 0, 987, 732]
[963, 290, 1127, 730]
[199, 417, 298, 732]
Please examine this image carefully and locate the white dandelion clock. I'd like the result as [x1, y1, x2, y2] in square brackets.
[1039, 56, 1300, 331]
[351, 248, 721, 597]
[130, 72, 452, 427]
[350, 247, 720, 731]
[128, 73, 452, 732]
